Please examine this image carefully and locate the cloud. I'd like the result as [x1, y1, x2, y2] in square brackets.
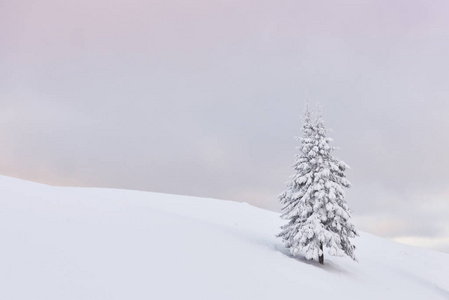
[351, 185, 449, 252]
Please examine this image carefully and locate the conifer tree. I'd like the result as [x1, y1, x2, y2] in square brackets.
[278, 108, 358, 264]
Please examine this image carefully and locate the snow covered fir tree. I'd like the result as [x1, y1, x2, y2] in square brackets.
[277, 108, 358, 264]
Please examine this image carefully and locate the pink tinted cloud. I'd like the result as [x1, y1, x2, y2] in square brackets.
[2, 0, 260, 60]
[3, 0, 449, 63]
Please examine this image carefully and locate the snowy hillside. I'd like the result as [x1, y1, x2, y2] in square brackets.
[0, 175, 448, 299]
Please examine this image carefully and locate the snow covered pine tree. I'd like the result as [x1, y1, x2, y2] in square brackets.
[277, 108, 358, 264]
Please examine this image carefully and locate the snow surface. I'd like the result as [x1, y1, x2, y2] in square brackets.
[0, 175, 448, 299]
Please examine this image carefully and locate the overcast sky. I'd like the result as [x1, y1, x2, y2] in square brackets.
[1, 0, 449, 253]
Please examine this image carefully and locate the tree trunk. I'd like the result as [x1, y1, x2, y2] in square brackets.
[319, 243, 324, 264]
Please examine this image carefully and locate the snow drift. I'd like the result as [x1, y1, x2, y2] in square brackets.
[0, 175, 448, 299]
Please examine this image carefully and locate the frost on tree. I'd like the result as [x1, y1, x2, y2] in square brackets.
[277, 108, 358, 264]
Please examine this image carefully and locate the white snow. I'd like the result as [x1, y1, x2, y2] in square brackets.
[0, 175, 448, 299]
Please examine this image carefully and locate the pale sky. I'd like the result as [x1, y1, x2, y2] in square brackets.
[1, 0, 449, 253]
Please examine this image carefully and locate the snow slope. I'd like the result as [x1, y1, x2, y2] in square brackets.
[0, 175, 448, 299]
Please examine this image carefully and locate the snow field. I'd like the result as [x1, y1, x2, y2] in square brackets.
[0, 175, 448, 299]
